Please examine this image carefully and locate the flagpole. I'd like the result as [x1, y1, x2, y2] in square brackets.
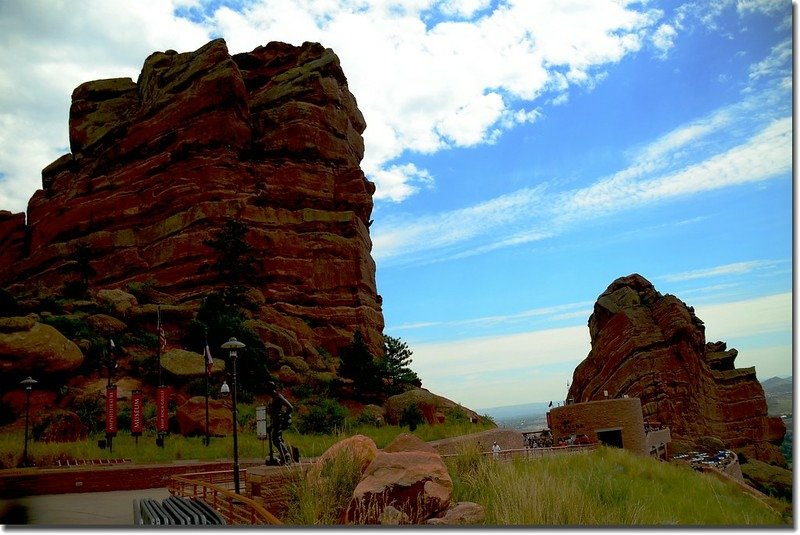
[156, 304, 166, 448]
[204, 328, 210, 447]
[157, 305, 163, 388]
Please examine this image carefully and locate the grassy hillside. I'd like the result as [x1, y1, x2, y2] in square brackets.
[446, 446, 789, 526]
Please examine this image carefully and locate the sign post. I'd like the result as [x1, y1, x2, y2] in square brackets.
[156, 385, 168, 447]
[131, 389, 143, 445]
[105, 385, 118, 453]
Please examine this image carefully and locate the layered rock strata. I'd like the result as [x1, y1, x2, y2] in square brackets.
[0, 39, 384, 358]
[567, 274, 785, 465]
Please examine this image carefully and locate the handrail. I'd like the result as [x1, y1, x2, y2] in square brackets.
[169, 473, 281, 525]
[441, 443, 598, 459]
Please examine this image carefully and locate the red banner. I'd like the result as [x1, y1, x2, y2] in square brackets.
[105, 385, 118, 436]
[156, 386, 169, 433]
[131, 389, 143, 435]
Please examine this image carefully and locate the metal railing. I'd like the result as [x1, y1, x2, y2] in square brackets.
[441, 443, 598, 461]
[168, 469, 281, 525]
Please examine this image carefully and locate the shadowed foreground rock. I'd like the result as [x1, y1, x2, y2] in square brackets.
[568, 274, 785, 465]
[308, 434, 484, 525]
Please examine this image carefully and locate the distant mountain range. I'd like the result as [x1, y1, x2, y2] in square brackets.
[761, 376, 792, 416]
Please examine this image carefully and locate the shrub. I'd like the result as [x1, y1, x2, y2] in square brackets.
[297, 399, 348, 435]
[400, 404, 424, 432]
[0, 289, 20, 317]
[73, 392, 105, 434]
[125, 278, 156, 303]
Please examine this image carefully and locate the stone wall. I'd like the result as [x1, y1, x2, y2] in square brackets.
[548, 398, 647, 455]
[427, 428, 525, 455]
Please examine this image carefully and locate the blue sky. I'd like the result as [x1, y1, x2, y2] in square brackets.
[0, 0, 793, 410]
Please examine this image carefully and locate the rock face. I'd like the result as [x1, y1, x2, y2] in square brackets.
[0, 38, 384, 359]
[568, 274, 785, 465]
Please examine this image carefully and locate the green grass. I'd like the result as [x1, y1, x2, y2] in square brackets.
[445, 446, 789, 526]
[0, 419, 493, 468]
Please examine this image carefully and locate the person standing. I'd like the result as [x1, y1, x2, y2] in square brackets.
[492, 441, 501, 460]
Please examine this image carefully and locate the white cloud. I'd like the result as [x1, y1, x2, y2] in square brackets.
[411, 325, 589, 407]
[373, 185, 547, 262]
[373, 109, 791, 265]
[660, 260, 782, 282]
[388, 300, 594, 332]
[695, 292, 791, 340]
[749, 38, 792, 81]
[0, 0, 211, 212]
[0, 0, 666, 212]
[736, 0, 788, 17]
[651, 23, 678, 58]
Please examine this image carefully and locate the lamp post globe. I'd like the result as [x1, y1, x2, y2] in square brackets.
[220, 337, 245, 494]
[19, 376, 37, 468]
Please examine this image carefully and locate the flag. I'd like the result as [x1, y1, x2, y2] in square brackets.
[204, 343, 213, 377]
[157, 305, 166, 352]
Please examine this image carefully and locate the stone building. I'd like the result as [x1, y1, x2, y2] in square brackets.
[547, 397, 671, 459]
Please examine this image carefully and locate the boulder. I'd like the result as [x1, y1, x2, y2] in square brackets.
[384, 432, 437, 454]
[0, 320, 84, 375]
[568, 274, 785, 465]
[344, 449, 452, 524]
[384, 388, 479, 426]
[96, 289, 138, 317]
[175, 396, 233, 437]
[0, 315, 37, 333]
[34, 410, 89, 443]
[161, 348, 224, 377]
[426, 502, 486, 525]
[85, 313, 127, 335]
[311, 434, 379, 480]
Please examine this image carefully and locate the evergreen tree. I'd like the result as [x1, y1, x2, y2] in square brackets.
[380, 335, 421, 394]
[338, 330, 382, 400]
[63, 242, 96, 298]
[203, 218, 257, 306]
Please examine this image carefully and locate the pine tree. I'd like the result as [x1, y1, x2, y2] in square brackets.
[339, 331, 382, 400]
[381, 335, 421, 393]
[203, 218, 257, 307]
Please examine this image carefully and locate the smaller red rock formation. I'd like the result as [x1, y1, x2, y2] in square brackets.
[344, 433, 453, 525]
[175, 396, 232, 437]
[568, 274, 785, 465]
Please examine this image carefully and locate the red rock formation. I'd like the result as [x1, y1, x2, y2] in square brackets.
[0, 39, 384, 359]
[568, 274, 785, 465]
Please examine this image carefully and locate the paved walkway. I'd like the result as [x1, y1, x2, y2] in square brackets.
[0, 488, 171, 526]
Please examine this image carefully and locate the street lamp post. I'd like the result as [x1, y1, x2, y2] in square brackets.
[19, 376, 37, 467]
[221, 337, 245, 494]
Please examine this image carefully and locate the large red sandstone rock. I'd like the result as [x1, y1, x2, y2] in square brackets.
[0, 38, 384, 363]
[344, 449, 453, 525]
[311, 434, 379, 480]
[568, 274, 785, 465]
